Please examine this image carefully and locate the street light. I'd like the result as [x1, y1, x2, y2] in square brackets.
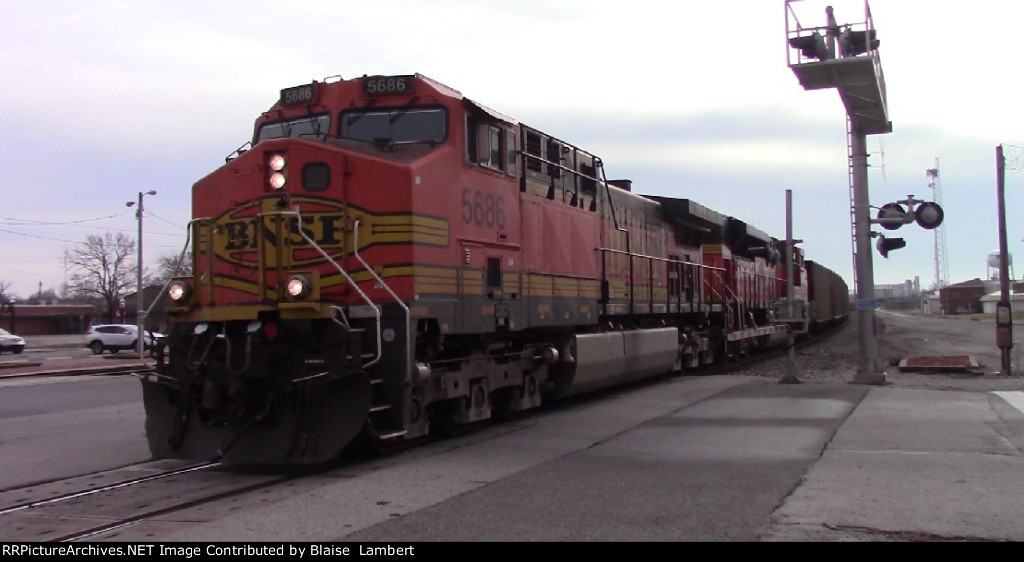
[126, 190, 157, 360]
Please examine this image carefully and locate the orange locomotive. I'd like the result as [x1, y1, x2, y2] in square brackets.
[143, 73, 848, 465]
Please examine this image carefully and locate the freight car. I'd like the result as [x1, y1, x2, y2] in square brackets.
[142, 73, 849, 466]
[805, 260, 851, 332]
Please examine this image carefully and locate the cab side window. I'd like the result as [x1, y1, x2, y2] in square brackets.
[467, 115, 515, 176]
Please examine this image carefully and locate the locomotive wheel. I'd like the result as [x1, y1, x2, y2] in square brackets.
[435, 398, 491, 438]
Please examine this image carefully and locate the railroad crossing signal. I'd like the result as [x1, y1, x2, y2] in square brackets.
[871, 195, 944, 257]
[914, 201, 944, 229]
[839, 29, 879, 56]
[875, 234, 906, 259]
[873, 196, 943, 230]
[789, 32, 830, 60]
[877, 203, 906, 231]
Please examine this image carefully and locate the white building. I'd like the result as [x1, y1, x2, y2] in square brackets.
[980, 291, 1024, 319]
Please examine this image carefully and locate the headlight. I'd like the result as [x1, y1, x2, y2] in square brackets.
[268, 153, 287, 190]
[168, 281, 192, 302]
[286, 274, 311, 299]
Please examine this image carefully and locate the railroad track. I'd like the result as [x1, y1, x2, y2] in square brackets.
[0, 460, 298, 542]
[0, 362, 154, 381]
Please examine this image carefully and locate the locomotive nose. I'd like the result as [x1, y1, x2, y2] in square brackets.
[141, 368, 372, 466]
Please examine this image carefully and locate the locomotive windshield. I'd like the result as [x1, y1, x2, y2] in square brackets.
[341, 107, 447, 145]
[255, 114, 331, 144]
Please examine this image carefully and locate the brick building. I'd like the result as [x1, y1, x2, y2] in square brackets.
[0, 284, 171, 336]
[939, 278, 1024, 315]
[0, 304, 95, 336]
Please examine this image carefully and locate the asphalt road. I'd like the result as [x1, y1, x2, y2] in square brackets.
[2, 314, 1023, 542]
[0, 374, 149, 490]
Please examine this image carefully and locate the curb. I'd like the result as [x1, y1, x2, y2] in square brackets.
[0, 360, 43, 370]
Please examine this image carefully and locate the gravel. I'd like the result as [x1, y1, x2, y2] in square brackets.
[748, 310, 1024, 392]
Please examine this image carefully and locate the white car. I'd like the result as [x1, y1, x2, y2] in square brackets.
[0, 328, 25, 354]
[83, 324, 161, 355]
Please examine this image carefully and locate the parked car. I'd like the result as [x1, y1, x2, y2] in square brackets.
[83, 324, 162, 355]
[0, 328, 25, 354]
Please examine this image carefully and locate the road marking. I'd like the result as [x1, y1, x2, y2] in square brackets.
[993, 391, 1024, 415]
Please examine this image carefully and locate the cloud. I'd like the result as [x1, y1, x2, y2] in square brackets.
[2, 0, 1023, 296]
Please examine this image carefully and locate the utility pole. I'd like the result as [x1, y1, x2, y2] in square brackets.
[780, 189, 801, 384]
[996, 145, 1013, 375]
[126, 190, 157, 360]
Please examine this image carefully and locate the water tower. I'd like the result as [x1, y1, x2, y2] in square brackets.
[988, 250, 1014, 281]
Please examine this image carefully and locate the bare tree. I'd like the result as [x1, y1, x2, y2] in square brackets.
[153, 249, 193, 285]
[0, 279, 12, 303]
[64, 232, 138, 322]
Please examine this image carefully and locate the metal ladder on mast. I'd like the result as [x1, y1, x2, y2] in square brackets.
[846, 115, 858, 293]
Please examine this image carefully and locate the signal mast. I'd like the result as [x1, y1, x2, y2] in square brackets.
[926, 159, 949, 291]
[785, 0, 891, 385]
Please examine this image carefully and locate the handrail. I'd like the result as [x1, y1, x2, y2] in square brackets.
[704, 268, 727, 306]
[593, 159, 633, 314]
[147, 220, 196, 319]
[351, 219, 411, 379]
[283, 209, 383, 369]
[596, 247, 723, 313]
[785, 0, 878, 66]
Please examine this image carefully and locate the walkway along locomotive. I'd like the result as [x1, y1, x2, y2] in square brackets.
[142, 73, 850, 465]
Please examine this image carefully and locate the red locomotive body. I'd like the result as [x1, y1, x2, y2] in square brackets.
[142, 73, 848, 465]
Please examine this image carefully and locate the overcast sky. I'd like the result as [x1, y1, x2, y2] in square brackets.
[2, 0, 1022, 301]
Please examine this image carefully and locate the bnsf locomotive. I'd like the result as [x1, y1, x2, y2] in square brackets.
[142, 73, 849, 465]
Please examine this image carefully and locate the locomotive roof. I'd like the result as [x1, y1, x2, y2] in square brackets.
[415, 73, 518, 125]
[724, 217, 778, 257]
[647, 196, 727, 232]
[725, 217, 773, 245]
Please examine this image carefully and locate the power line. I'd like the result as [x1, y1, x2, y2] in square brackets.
[0, 213, 125, 226]
[146, 211, 188, 230]
[0, 210, 186, 236]
[0, 227, 183, 247]
[0, 228, 80, 244]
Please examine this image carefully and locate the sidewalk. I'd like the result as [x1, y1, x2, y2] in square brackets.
[23, 334, 84, 350]
[760, 384, 1024, 541]
[0, 334, 153, 377]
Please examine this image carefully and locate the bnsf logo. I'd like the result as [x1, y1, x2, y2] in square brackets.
[207, 197, 450, 268]
[211, 198, 347, 268]
[221, 215, 345, 250]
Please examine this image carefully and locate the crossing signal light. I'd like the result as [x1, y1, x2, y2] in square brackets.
[789, 32, 830, 60]
[914, 201, 944, 230]
[877, 203, 907, 231]
[876, 234, 906, 259]
[841, 29, 879, 56]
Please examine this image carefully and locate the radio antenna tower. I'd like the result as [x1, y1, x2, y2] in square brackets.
[926, 158, 949, 290]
